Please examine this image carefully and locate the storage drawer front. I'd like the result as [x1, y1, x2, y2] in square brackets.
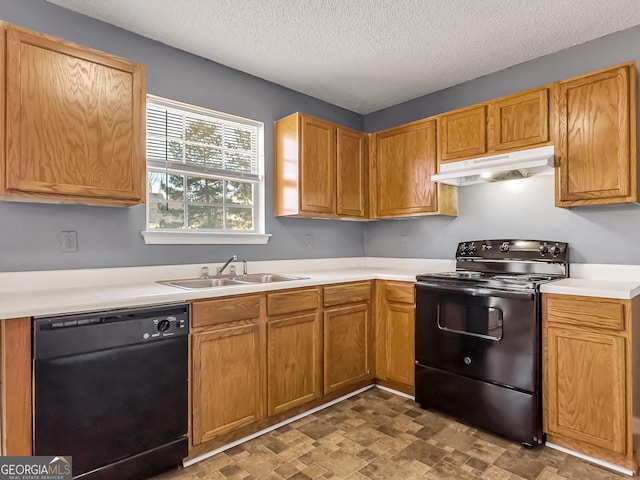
[544, 295, 626, 331]
[192, 295, 262, 328]
[323, 282, 371, 307]
[267, 288, 319, 316]
[384, 282, 415, 304]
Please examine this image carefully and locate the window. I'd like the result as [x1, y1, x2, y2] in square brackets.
[141, 96, 270, 244]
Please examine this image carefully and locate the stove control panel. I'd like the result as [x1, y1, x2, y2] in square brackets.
[456, 239, 568, 262]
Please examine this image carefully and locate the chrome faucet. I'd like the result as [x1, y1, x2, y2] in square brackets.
[216, 255, 237, 276]
[200, 266, 210, 279]
[242, 258, 248, 275]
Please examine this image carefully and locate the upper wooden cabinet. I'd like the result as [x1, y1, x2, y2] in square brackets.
[1, 24, 146, 207]
[555, 63, 637, 207]
[337, 127, 368, 217]
[372, 119, 457, 218]
[438, 105, 487, 162]
[487, 87, 550, 152]
[274, 113, 367, 219]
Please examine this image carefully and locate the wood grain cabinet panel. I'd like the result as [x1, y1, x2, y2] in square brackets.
[267, 313, 321, 416]
[2, 24, 146, 206]
[192, 323, 264, 445]
[1, 317, 32, 456]
[323, 304, 371, 394]
[274, 113, 367, 219]
[300, 115, 336, 214]
[267, 288, 319, 316]
[488, 87, 550, 151]
[555, 62, 637, 206]
[545, 326, 626, 454]
[375, 281, 415, 395]
[542, 293, 637, 471]
[336, 127, 368, 217]
[438, 105, 487, 161]
[373, 119, 456, 217]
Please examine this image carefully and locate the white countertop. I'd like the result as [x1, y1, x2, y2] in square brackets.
[0, 257, 452, 319]
[3, 258, 640, 319]
[540, 278, 640, 299]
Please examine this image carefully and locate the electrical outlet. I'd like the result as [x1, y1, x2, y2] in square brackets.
[305, 234, 313, 248]
[400, 235, 408, 248]
[61, 231, 78, 252]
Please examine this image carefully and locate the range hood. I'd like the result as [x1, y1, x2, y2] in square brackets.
[431, 145, 555, 186]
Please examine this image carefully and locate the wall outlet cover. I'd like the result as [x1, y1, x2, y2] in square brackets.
[61, 231, 78, 252]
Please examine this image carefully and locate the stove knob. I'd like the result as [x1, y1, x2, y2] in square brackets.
[469, 243, 477, 254]
[499, 242, 510, 252]
[550, 244, 561, 256]
[460, 243, 469, 255]
[539, 243, 549, 255]
[157, 319, 171, 332]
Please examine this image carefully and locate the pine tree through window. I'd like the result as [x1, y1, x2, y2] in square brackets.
[146, 96, 264, 235]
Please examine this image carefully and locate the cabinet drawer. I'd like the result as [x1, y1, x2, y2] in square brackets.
[384, 282, 415, 304]
[544, 295, 627, 331]
[192, 295, 262, 328]
[267, 288, 319, 316]
[323, 282, 371, 307]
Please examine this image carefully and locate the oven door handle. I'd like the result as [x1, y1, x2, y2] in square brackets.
[415, 281, 535, 299]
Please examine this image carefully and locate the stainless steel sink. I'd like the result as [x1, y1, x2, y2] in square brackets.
[234, 273, 308, 283]
[159, 277, 250, 290]
[159, 273, 308, 290]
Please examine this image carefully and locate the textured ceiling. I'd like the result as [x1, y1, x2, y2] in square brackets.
[47, 0, 640, 114]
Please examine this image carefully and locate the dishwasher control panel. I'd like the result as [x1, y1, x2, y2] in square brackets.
[33, 304, 189, 360]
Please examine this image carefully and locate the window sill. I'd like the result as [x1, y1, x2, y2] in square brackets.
[141, 230, 272, 245]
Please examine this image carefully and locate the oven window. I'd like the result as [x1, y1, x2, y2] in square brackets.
[437, 296, 503, 340]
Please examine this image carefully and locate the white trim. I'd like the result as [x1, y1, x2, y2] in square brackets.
[183, 384, 374, 468]
[375, 384, 415, 401]
[141, 230, 271, 245]
[545, 442, 634, 477]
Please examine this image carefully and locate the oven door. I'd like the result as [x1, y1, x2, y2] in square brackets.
[415, 281, 538, 393]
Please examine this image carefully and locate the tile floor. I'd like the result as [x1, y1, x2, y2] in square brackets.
[154, 388, 629, 480]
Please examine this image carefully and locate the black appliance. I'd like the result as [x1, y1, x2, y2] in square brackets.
[33, 304, 189, 480]
[415, 239, 568, 446]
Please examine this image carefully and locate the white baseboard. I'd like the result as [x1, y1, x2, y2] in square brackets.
[184, 384, 375, 468]
[375, 384, 415, 401]
[546, 442, 634, 477]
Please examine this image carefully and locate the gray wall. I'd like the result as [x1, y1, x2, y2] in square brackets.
[0, 0, 366, 271]
[364, 25, 640, 265]
[3, 1, 640, 270]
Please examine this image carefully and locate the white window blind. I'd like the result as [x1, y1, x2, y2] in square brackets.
[144, 96, 266, 239]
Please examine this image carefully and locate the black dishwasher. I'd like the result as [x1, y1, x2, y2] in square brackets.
[33, 304, 189, 480]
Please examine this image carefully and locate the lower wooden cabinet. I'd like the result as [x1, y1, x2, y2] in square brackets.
[543, 294, 638, 471]
[191, 295, 266, 446]
[375, 281, 415, 395]
[267, 289, 322, 416]
[323, 282, 373, 394]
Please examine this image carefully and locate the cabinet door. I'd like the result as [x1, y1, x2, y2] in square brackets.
[383, 301, 415, 387]
[323, 303, 371, 394]
[439, 105, 487, 161]
[336, 127, 367, 217]
[192, 323, 264, 445]
[300, 115, 336, 214]
[268, 313, 321, 416]
[488, 87, 549, 151]
[4, 25, 145, 206]
[374, 119, 438, 217]
[555, 64, 636, 206]
[544, 326, 626, 454]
